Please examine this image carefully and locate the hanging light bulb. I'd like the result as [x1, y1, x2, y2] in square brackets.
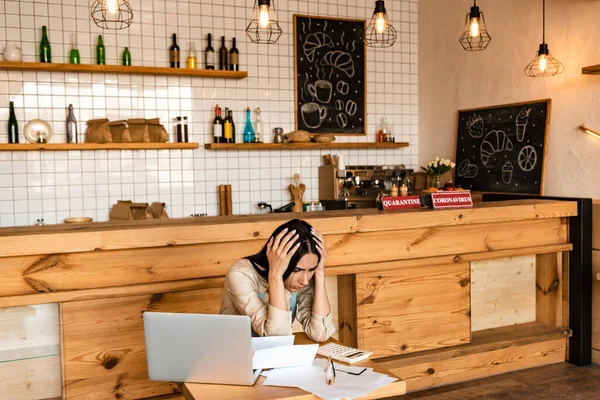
[525, 0, 564, 77]
[375, 12, 386, 34]
[258, 2, 270, 28]
[106, 0, 119, 15]
[365, 1, 397, 48]
[246, 0, 282, 44]
[470, 17, 480, 37]
[91, 0, 133, 30]
[459, 0, 491, 51]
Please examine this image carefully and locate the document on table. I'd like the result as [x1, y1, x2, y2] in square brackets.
[252, 344, 318, 370]
[263, 358, 396, 400]
[251, 335, 295, 353]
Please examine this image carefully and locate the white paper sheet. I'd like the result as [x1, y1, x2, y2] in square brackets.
[252, 344, 318, 370]
[263, 359, 397, 400]
[251, 335, 295, 353]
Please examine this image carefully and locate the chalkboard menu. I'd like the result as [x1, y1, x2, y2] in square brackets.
[454, 100, 551, 195]
[294, 15, 366, 135]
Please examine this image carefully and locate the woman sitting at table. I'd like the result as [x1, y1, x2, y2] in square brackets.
[220, 219, 335, 342]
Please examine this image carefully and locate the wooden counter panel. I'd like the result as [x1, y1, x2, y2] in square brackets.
[356, 263, 471, 359]
[389, 338, 566, 393]
[0, 200, 577, 258]
[62, 288, 221, 399]
[471, 256, 536, 332]
[0, 219, 567, 298]
[592, 251, 600, 352]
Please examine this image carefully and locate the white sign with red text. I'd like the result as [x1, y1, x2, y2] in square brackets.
[382, 196, 422, 211]
[431, 191, 473, 209]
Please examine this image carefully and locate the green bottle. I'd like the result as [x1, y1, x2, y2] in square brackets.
[122, 47, 131, 66]
[8, 102, 19, 144]
[40, 26, 52, 63]
[69, 33, 80, 65]
[96, 35, 106, 65]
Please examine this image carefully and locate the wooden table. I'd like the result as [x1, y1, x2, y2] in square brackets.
[181, 334, 406, 400]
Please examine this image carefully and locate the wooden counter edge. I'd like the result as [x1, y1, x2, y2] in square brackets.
[0, 200, 578, 258]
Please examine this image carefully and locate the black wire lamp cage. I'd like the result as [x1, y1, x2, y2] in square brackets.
[91, 0, 133, 30]
[246, 0, 283, 44]
[524, 0, 564, 77]
[459, 0, 491, 51]
[365, 0, 397, 48]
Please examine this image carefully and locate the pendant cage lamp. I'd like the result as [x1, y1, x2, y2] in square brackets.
[365, 0, 397, 48]
[524, 0, 564, 77]
[91, 0, 133, 30]
[459, 0, 491, 51]
[246, 0, 283, 44]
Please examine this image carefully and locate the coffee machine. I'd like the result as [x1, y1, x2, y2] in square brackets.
[319, 165, 413, 210]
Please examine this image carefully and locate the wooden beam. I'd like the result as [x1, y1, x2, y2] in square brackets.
[0, 200, 576, 258]
[536, 252, 563, 326]
[0, 278, 224, 308]
[326, 244, 572, 276]
[471, 256, 536, 332]
[356, 263, 471, 359]
[337, 274, 357, 348]
[377, 322, 570, 393]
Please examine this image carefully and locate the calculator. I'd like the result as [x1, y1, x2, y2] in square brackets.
[317, 343, 373, 364]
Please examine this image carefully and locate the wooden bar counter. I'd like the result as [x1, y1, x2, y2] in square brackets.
[0, 199, 578, 399]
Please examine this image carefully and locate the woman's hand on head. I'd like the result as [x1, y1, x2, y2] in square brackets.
[266, 228, 301, 281]
[312, 228, 327, 275]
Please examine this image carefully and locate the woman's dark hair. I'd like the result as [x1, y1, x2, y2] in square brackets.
[246, 219, 320, 281]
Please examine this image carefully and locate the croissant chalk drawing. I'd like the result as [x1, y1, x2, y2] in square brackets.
[303, 32, 334, 63]
[320, 50, 355, 78]
[480, 130, 514, 166]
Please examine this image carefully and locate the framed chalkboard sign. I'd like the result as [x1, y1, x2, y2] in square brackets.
[454, 99, 551, 195]
[293, 15, 366, 135]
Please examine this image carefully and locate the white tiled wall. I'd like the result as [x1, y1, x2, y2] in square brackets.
[0, 0, 418, 227]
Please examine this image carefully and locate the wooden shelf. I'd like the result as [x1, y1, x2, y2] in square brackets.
[0, 61, 248, 79]
[582, 65, 600, 75]
[204, 142, 410, 150]
[0, 143, 199, 151]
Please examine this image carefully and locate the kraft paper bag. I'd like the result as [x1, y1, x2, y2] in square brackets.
[109, 200, 153, 221]
[85, 119, 113, 143]
[146, 118, 170, 143]
[127, 118, 150, 143]
[109, 120, 132, 143]
[149, 202, 169, 219]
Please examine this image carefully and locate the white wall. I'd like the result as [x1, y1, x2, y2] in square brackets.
[419, 0, 600, 197]
[0, 0, 419, 227]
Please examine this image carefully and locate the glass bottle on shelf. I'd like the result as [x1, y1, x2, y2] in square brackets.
[229, 37, 239, 71]
[243, 107, 255, 143]
[69, 33, 80, 65]
[228, 111, 236, 143]
[377, 117, 389, 143]
[96, 35, 106, 65]
[187, 42, 198, 69]
[122, 47, 131, 66]
[170, 34, 180, 68]
[8, 102, 18, 144]
[223, 107, 233, 143]
[254, 108, 263, 143]
[205, 34, 215, 70]
[213, 105, 224, 144]
[219, 36, 228, 71]
[40, 26, 52, 63]
[66, 104, 78, 144]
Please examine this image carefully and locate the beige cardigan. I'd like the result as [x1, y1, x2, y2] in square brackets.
[220, 258, 336, 342]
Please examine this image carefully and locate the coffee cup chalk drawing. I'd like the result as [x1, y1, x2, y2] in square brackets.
[294, 15, 366, 135]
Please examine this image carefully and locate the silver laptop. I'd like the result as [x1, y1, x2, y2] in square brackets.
[143, 312, 261, 385]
